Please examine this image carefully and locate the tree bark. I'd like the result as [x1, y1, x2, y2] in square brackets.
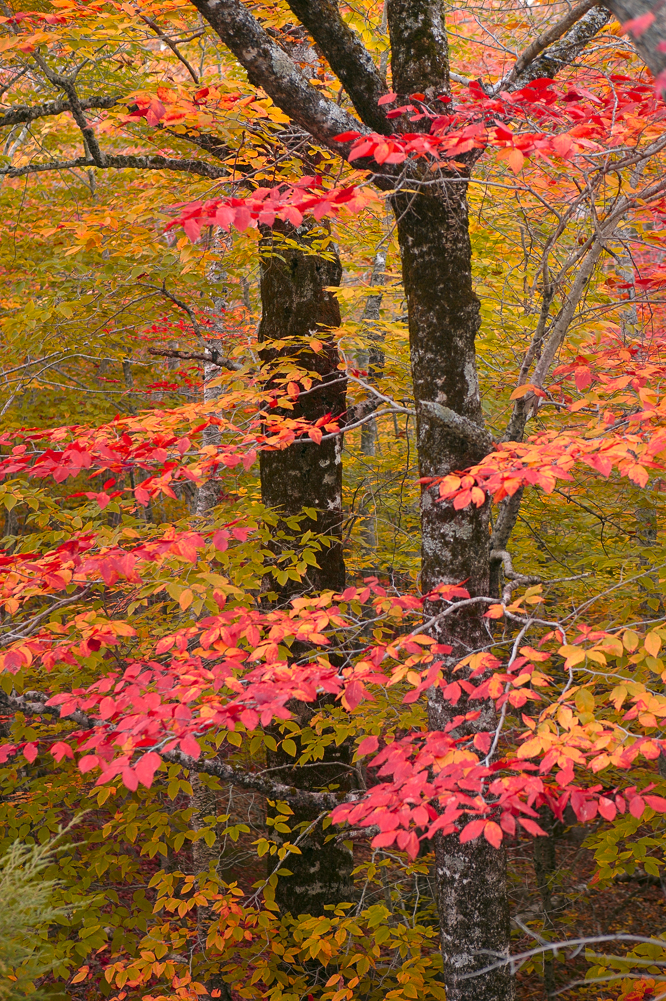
[259, 222, 355, 916]
[259, 223, 346, 597]
[600, 0, 666, 81]
[392, 182, 514, 1001]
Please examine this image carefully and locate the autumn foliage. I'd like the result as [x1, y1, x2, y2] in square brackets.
[2, 1, 666, 1000]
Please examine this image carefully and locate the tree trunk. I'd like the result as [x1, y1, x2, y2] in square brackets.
[600, 1, 666, 82]
[392, 184, 514, 1001]
[259, 223, 346, 597]
[259, 223, 355, 916]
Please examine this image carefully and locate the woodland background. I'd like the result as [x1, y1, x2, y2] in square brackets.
[2, 1, 666, 1000]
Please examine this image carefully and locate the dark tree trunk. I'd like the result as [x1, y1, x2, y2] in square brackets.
[259, 223, 355, 916]
[392, 185, 513, 1001]
[259, 223, 346, 597]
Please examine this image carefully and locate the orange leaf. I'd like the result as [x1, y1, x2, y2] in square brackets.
[506, 148, 525, 174]
[510, 383, 536, 400]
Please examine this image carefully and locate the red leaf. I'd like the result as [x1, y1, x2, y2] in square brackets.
[460, 818, 485, 843]
[397, 830, 420, 859]
[356, 735, 379, 757]
[644, 794, 666, 812]
[574, 367, 592, 391]
[282, 205, 303, 227]
[629, 795, 646, 818]
[51, 741, 74, 762]
[377, 92, 397, 105]
[135, 752, 161, 788]
[179, 734, 201, 759]
[234, 206, 252, 231]
[183, 218, 201, 243]
[99, 696, 115, 720]
[145, 98, 166, 126]
[598, 796, 616, 821]
[343, 679, 367, 711]
[212, 530, 229, 551]
[621, 12, 655, 36]
[518, 817, 547, 836]
[371, 830, 398, 848]
[473, 732, 491, 753]
[79, 754, 99, 774]
[500, 812, 516, 836]
[23, 742, 37, 763]
[121, 767, 138, 792]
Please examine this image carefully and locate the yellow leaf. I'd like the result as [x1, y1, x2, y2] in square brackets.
[179, 588, 193, 610]
[517, 736, 543, 758]
[575, 688, 595, 713]
[623, 629, 639, 652]
[558, 644, 586, 667]
[645, 631, 662, 657]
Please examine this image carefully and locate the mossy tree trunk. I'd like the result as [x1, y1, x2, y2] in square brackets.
[259, 223, 355, 916]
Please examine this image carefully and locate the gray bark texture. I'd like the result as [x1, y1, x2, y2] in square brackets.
[600, 0, 666, 80]
[391, 179, 513, 1001]
[258, 223, 355, 916]
[386, 1, 512, 989]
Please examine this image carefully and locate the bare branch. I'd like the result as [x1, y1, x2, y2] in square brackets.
[29, 55, 107, 166]
[490, 548, 541, 603]
[0, 95, 119, 129]
[421, 400, 495, 459]
[140, 14, 201, 83]
[0, 152, 228, 180]
[504, 5, 611, 91]
[0, 66, 28, 101]
[148, 346, 241, 371]
[0, 689, 358, 810]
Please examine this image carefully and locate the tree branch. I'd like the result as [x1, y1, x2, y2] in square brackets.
[420, 400, 495, 459]
[187, 0, 372, 156]
[0, 152, 229, 180]
[490, 548, 541, 603]
[148, 346, 241, 371]
[161, 748, 354, 811]
[499, 0, 600, 91]
[507, 5, 611, 89]
[0, 95, 119, 130]
[285, 0, 390, 132]
[29, 55, 107, 166]
[0, 689, 356, 810]
[140, 14, 201, 83]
